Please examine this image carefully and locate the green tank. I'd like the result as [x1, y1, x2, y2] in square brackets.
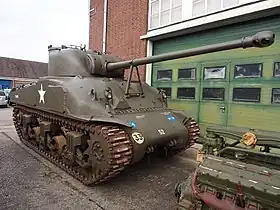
[10, 31, 274, 186]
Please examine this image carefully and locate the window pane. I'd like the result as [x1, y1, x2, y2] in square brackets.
[274, 62, 280, 77]
[157, 70, 172, 81]
[207, 0, 221, 13]
[192, 0, 205, 17]
[172, 0, 182, 8]
[204, 66, 226, 80]
[233, 88, 261, 102]
[178, 68, 196, 80]
[0, 91, 5, 96]
[157, 87, 171, 97]
[161, 0, 170, 11]
[223, 0, 239, 8]
[202, 88, 225, 100]
[160, 10, 170, 25]
[150, 14, 159, 28]
[151, 1, 159, 15]
[171, 6, 182, 23]
[272, 88, 280, 103]
[177, 88, 195, 99]
[234, 63, 262, 78]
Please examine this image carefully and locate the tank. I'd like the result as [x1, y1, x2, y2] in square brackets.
[174, 127, 280, 209]
[10, 31, 275, 186]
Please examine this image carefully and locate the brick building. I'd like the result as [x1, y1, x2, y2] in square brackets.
[89, 0, 148, 81]
[0, 56, 48, 89]
[89, 0, 280, 135]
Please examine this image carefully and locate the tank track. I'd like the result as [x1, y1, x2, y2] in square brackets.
[12, 104, 133, 186]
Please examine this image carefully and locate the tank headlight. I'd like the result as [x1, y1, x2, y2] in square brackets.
[107, 93, 112, 99]
[104, 87, 113, 100]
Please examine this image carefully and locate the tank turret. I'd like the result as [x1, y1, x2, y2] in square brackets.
[10, 31, 275, 187]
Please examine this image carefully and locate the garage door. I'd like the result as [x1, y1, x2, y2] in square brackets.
[151, 14, 280, 135]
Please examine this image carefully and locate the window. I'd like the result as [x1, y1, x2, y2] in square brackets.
[157, 70, 172, 81]
[177, 88, 195, 99]
[272, 88, 280, 104]
[202, 88, 224, 100]
[192, 0, 205, 17]
[157, 87, 171, 97]
[150, 0, 160, 28]
[149, 0, 183, 29]
[160, 0, 170, 25]
[171, 0, 182, 23]
[204, 66, 226, 80]
[223, 0, 239, 8]
[234, 63, 262, 78]
[274, 62, 280, 77]
[0, 91, 5, 96]
[178, 68, 196, 80]
[232, 88, 261, 102]
[207, 0, 221, 13]
[192, 0, 239, 17]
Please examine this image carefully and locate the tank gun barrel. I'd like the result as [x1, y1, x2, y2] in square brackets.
[106, 31, 275, 71]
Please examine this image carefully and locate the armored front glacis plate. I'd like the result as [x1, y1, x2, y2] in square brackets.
[9, 31, 275, 186]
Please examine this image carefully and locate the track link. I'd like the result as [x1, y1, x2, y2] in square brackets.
[171, 117, 200, 155]
[12, 105, 133, 186]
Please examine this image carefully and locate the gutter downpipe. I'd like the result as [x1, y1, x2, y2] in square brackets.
[102, 0, 108, 53]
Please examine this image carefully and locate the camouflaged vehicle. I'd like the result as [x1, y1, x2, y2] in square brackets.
[175, 126, 280, 209]
[10, 31, 274, 186]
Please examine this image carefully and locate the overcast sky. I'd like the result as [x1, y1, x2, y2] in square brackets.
[0, 0, 89, 63]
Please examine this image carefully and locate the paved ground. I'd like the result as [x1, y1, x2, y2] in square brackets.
[0, 107, 201, 210]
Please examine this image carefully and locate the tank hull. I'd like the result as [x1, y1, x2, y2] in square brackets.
[11, 77, 199, 185]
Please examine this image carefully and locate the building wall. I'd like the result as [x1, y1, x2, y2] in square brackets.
[0, 77, 37, 89]
[142, 0, 280, 40]
[89, 0, 149, 81]
[150, 14, 280, 135]
[89, 0, 104, 52]
[144, 0, 280, 85]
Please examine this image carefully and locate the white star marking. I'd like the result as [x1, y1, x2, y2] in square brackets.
[38, 84, 46, 104]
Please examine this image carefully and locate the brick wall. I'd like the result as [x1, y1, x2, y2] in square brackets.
[89, 0, 104, 52]
[89, 0, 148, 81]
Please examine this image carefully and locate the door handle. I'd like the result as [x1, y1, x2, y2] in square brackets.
[219, 106, 225, 113]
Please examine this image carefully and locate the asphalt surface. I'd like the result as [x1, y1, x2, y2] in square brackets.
[0, 107, 200, 210]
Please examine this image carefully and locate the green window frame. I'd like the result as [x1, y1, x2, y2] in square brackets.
[271, 88, 280, 104]
[156, 69, 172, 81]
[203, 66, 226, 80]
[177, 87, 195, 99]
[202, 88, 225, 101]
[232, 88, 261, 102]
[273, 62, 280, 77]
[178, 68, 196, 80]
[234, 63, 263, 79]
